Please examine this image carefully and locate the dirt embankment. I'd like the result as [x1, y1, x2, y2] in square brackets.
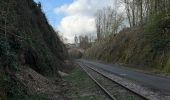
[0, 0, 70, 99]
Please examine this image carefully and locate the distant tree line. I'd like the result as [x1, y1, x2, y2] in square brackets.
[79, 35, 90, 49]
[74, 35, 93, 49]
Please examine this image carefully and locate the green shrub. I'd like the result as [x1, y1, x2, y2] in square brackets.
[0, 37, 19, 71]
[145, 12, 170, 51]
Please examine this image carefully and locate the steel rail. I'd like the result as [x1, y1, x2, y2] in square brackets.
[78, 62, 117, 100]
[83, 62, 149, 100]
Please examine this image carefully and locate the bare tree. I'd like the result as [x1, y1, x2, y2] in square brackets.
[95, 10, 102, 40]
[95, 6, 124, 39]
[123, 0, 170, 27]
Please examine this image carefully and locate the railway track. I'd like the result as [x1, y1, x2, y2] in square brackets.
[77, 62, 148, 100]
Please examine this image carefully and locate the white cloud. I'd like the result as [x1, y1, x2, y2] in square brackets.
[58, 14, 96, 42]
[54, 0, 120, 43]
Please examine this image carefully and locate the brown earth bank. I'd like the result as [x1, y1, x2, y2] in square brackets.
[84, 25, 170, 74]
[0, 0, 71, 99]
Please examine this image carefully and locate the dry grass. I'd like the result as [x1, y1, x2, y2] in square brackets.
[84, 27, 170, 73]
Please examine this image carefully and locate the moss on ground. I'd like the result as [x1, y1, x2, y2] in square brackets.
[63, 67, 106, 100]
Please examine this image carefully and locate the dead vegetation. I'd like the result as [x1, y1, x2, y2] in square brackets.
[84, 26, 170, 73]
[0, 0, 69, 99]
[17, 66, 69, 100]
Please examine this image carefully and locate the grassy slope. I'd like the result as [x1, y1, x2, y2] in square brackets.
[85, 26, 170, 73]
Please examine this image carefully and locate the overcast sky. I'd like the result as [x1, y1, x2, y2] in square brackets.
[34, 0, 118, 43]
